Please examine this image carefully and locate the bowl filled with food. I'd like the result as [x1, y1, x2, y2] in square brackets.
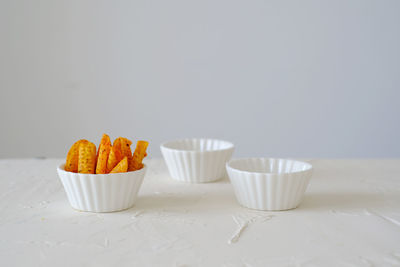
[57, 134, 149, 212]
[226, 158, 313, 211]
[161, 138, 234, 183]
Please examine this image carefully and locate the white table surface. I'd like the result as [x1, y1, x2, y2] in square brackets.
[1, 158, 400, 267]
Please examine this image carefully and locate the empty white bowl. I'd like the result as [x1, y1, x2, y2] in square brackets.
[226, 158, 312, 211]
[57, 164, 147, 212]
[161, 138, 234, 183]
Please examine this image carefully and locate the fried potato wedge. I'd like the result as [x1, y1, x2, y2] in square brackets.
[65, 135, 148, 174]
[110, 156, 128, 173]
[78, 141, 97, 174]
[95, 134, 111, 174]
[129, 140, 148, 171]
[65, 139, 88, 172]
[106, 145, 123, 173]
[114, 137, 133, 161]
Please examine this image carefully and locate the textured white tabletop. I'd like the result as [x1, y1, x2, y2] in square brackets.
[1, 159, 400, 267]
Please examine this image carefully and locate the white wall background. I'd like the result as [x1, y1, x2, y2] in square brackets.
[0, 0, 399, 158]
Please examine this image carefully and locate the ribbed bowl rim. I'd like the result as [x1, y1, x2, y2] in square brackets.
[160, 138, 234, 153]
[226, 158, 312, 175]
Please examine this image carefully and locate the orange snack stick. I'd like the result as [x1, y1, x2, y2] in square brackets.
[110, 156, 128, 173]
[65, 139, 88, 172]
[106, 145, 123, 173]
[78, 141, 97, 174]
[128, 140, 149, 171]
[95, 134, 111, 174]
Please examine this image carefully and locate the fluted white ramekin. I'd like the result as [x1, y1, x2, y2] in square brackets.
[57, 164, 147, 212]
[226, 158, 312, 211]
[161, 138, 234, 183]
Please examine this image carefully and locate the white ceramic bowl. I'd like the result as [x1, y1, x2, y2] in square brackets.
[226, 158, 312, 211]
[161, 138, 234, 183]
[57, 164, 147, 212]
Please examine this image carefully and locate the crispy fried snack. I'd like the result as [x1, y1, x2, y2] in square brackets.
[110, 156, 128, 173]
[106, 145, 123, 173]
[113, 137, 133, 162]
[65, 139, 88, 172]
[129, 140, 148, 171]
[95, 134, 111, 174]
[65, 135, 149, 174]
[78, 141, 97, 174]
